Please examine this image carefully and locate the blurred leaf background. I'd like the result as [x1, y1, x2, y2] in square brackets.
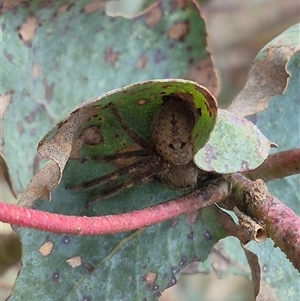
[0, 0, 299, 300]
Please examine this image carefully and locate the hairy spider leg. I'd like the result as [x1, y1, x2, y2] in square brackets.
[68, 103, 166, 203]
[92, 149, 156, 160]
[68, 154, 161, 190]
[108, 103, 153, 150]
[87, 159, 170, 204]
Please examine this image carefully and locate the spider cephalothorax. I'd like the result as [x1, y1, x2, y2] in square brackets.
[69, 94, 207, 204]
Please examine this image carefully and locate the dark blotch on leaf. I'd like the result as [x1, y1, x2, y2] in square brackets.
[52, 272, 60, 281]
[154, 48, 166, 64]
[139, 275, 146, 282]
[166, 276, 177, 289]
[153, 291, 161, 298]
[62, 236, 70, 244]
[203, 231, 212, 241]
[43, 79, 54, 102]
[81, 296, 92, 301]
[188, 58, 194, 65]
[80, 125, 103, 146]
[187, 231, 194, 240]
[179, 256, 187, 266]
[84, 262, 95, 274]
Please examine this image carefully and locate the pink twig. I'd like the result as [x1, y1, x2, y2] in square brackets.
[0, 181, 229, 235]
[243, 148, 300, 181]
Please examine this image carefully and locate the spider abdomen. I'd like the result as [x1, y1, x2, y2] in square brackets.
[151, 97, 195, 165]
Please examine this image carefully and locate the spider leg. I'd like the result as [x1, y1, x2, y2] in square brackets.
[68, 155, 160, 190]
[87, 171, 152, 204]
[87, 160, 170, 204]
[108, 103, 152, 149]
[92, 149, 155, 161]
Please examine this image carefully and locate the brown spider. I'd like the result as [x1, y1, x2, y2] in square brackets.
[69, 94, 210, 204]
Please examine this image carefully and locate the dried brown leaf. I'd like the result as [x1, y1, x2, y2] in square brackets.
[228, 24, 300, 117]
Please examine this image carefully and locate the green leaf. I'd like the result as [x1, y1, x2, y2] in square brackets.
[17, 79, 217, 208]
[193, 109, 273, 173]
[2, 0, 218, 194]
[2, 2, 225, 300]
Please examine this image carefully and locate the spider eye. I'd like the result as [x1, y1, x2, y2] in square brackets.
[168, 143, 175, 150]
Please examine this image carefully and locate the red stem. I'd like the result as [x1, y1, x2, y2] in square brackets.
[230, 174, 300, 271]
[243, 148, 300, 181]
[0, 181, 229, 235]
[248, 186, 300, 272]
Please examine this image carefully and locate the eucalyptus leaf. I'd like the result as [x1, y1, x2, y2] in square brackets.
[193, 109, 273, 173]
[228, 23, 300, 117]
[2, 0, 218, 193]
[18, 79, 217, 208]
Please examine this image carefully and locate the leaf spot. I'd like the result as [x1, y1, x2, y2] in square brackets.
[81, 295, 92, 301]
[203, 230, 212, 241]
[83, 262, 95, 274]
[154, 48, 166, 64]
[135, 53, 148, 69]
[25, 105, 43, 123]
[33, 64, 40, 79]
[179, 256, 187, 266]
[80, 125, 103, 146]
[144, 3, 163, 27]
[170, 0, 189, 10]
[84, 0, 106, 13]
[62, 236, 71, 244]
[0, 91, 14, 119]
[166, 276, 177, 289]
[17, 121, 24, 134]
[145, 271, 157, 287]
[187, 231, 194, 240]
[139, 275, 146, 282]
[184, 57, 219, 96]
[42, 79, 54, 103]
[38, 241, 54, 256]
[168, 21, 189, 40]
[138, 99, 147, 105]
[18, 15, 38, 46]
[52, 272, 60, 282]
[56, 3, 74, 15]
[66, 255, 82, 268]
[104, 47, 119, 66]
